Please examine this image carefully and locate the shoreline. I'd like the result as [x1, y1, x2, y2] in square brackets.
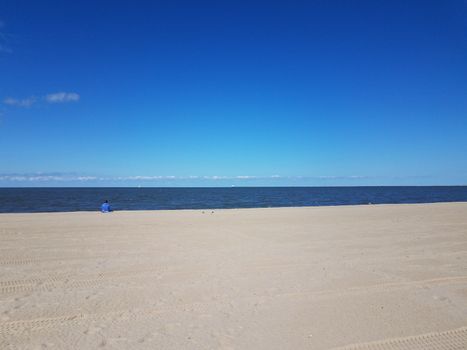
[1, 200, 467, 215]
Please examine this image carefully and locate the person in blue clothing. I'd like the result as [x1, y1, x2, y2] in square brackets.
[101, 200, 112, 213]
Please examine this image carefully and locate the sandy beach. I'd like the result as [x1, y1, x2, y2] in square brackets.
[1, 202, 467, 349]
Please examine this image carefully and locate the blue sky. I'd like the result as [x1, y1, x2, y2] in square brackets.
[1, 1, 466, 187]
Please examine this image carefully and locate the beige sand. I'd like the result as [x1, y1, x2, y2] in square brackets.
[1, 202, 467, 349]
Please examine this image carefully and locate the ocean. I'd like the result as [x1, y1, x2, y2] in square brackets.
[0, 186, 467, 213]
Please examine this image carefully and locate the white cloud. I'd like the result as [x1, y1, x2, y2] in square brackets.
[3, 92, 81, 108]
[3, 96, 36, 107]
[0, 174, 376, 182]
[315, 175, 369, 180]
[0, 174, 270, 182]
[116, 176, 176, 181]
[45, 92, 80, 103]
[204, 176, 228, 180]
[0, 173, 98, 182]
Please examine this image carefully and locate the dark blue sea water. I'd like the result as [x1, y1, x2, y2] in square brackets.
[0, 187, 467, 213]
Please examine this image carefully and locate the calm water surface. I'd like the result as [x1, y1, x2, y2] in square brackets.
[0, 187, 467, 213]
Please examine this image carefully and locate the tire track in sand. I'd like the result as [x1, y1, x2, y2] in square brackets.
[1, 276, 467, 337]
[0, 306, 166, 337]
[0, 256, 103, 266]
[0, 251, 150, 266]
[332, 326, 467, 350]
[0, 266, 182, 295]
[273, 275, 467, 300]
